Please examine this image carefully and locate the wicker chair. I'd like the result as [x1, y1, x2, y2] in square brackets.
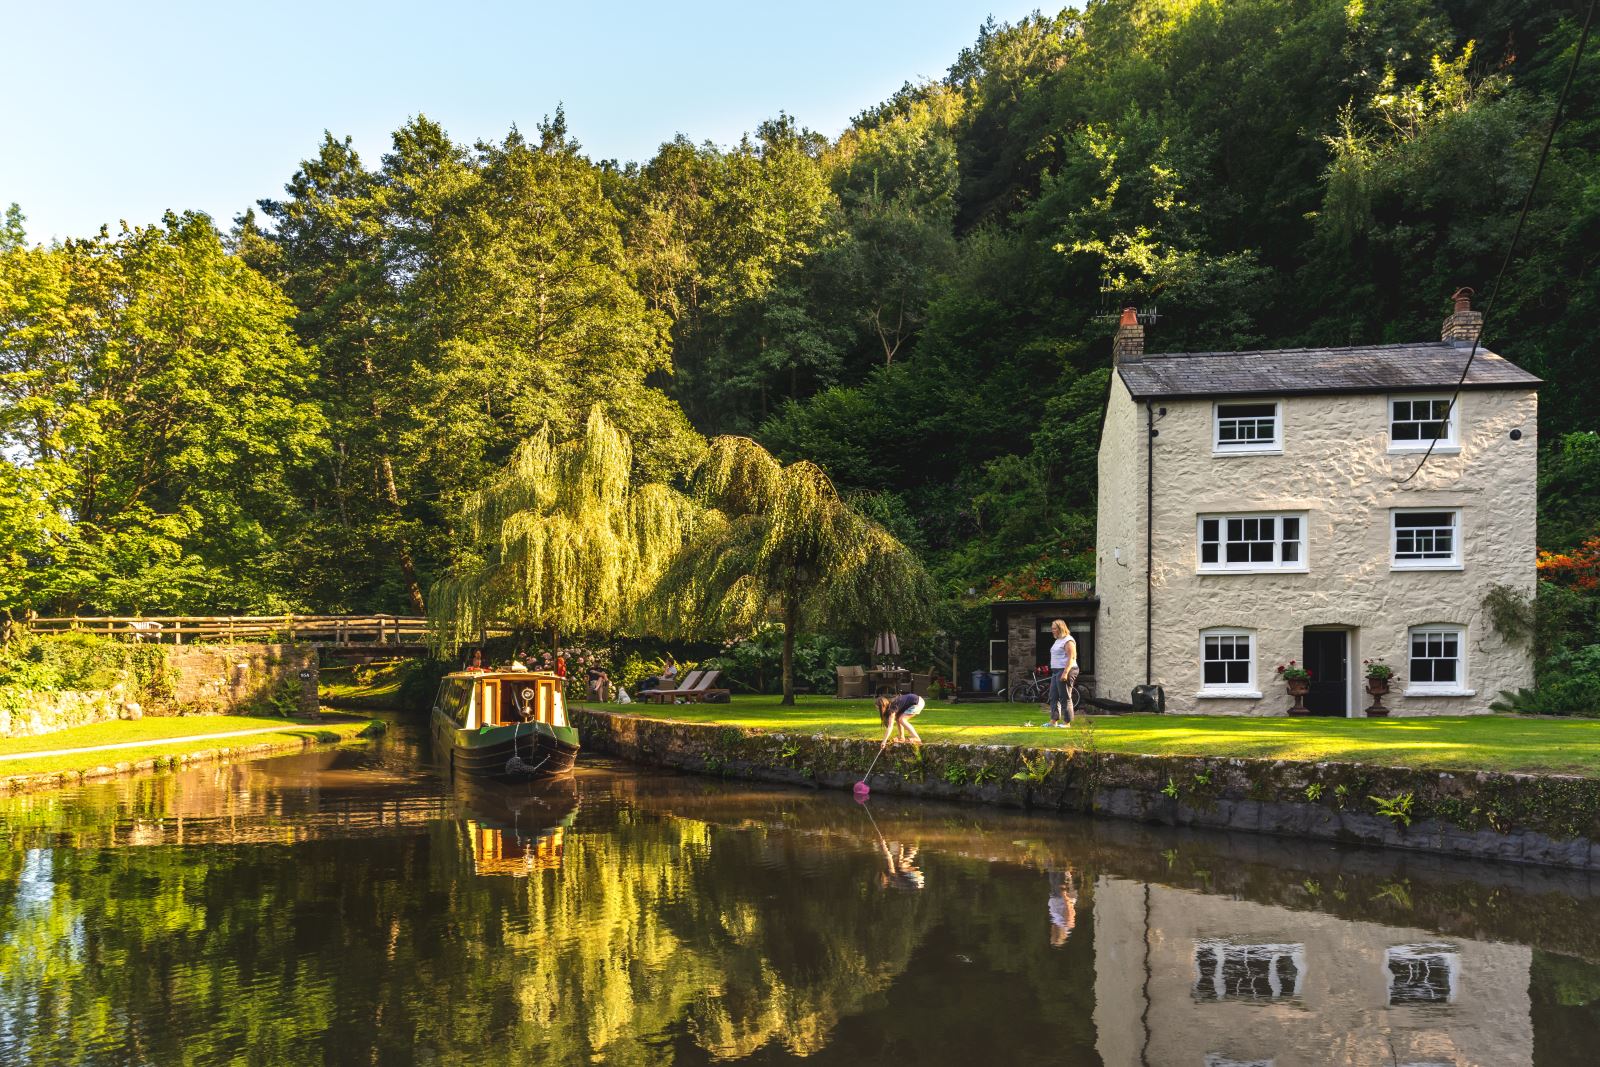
[835, 665, 867, 699]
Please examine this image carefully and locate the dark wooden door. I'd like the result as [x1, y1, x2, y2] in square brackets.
[1302, 631, 1347, 716]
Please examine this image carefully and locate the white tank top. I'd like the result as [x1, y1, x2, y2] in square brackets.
[1050, 636, 1075, 669]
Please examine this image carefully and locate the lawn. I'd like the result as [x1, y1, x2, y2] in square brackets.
[0, 715, 378, 780]
[580, 695, 1600, 778]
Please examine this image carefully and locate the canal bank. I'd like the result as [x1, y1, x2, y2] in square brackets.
[572, 705, 1600, 872]
[0, 715, 384, 794]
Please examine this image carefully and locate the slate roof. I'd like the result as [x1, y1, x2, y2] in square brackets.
[1116, 341, 1541, 400]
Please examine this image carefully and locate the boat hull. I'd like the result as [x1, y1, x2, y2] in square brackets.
[433, 715, 580, 782]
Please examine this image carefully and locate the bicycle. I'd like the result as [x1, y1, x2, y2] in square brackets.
[1007, 665, 1085, 711]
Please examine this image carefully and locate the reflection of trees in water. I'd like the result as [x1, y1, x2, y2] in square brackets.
[430, 809, 934, 1062]
[0, 799, 932, 1064]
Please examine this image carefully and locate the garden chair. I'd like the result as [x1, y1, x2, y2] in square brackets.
[835, 665, 867, 699]
[641, 670, 702, 704]
[675, 669, 731, 704]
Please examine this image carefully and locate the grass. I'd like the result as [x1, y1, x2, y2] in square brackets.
[583, 694, 1600, 778]
[0, 714, 377, 780]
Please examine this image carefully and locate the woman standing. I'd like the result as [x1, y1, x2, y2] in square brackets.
[1046, 619, 1078, 728]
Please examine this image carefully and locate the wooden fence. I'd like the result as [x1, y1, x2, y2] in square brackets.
[24, 614, 432, 647]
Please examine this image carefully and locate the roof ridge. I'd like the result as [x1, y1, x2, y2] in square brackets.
[1141, 340, 1459, 360]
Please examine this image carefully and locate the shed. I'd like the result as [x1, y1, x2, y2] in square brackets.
[987, 597, 1099, 697]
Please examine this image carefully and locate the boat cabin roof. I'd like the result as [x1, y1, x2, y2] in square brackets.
[443, 670, 561, 683]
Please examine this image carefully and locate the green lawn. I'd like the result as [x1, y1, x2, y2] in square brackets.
[583, 695, 1600, 778]
[0, 715, 378, 780]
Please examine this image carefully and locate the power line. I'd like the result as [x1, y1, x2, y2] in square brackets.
[1402, 0, 1596, 483]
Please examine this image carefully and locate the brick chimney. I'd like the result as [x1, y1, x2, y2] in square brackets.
[1113, 307, 1144, 363]
[1442, 287, 1483, 346]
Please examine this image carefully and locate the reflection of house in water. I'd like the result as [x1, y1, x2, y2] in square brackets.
[1092, 877, 1532, 1067]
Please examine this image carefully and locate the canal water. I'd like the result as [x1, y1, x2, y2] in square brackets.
[3, 713, 1599, 1066]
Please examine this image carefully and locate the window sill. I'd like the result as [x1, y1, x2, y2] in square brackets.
[1388, 444, 1460, 456]
[1403, 687, 1476, 698]
[1197, 567, 1309, 576]
[1212, 447, 1283, 457]
[1391, 562, 1465, 572]
[1196, 689, 1264, 700]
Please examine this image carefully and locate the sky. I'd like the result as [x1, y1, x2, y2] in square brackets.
[1, 0, 1044, 243]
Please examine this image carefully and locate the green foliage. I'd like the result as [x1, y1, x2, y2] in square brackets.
[0, 213, 324, 613]
[1491, 646, 1600, 716]
[1160, 777, 1179, 800]
[646, 436, 935, 703]
[429, 409, 699, 650]
[703, 625, 857, 695]
[1304, 782, 1324, 802]
[1369, 792, 1416, 828]
[0, 634, 155, 695]
[1012, 752, 1051, 784]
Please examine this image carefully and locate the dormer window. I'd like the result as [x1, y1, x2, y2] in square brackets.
[1213, 401, 1281, 454]
[1389, 395, 1457, 453]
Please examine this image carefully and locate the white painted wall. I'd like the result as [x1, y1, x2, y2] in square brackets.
[1095, 375, 1147, 705]
[1095, 382, 1537, 715]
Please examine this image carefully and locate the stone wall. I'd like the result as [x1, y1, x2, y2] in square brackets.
[0, 688, 126, 739]
[572, 707, 1600, 871]
[1096, 382, 1539, 716]
[165, 644, 319, 716]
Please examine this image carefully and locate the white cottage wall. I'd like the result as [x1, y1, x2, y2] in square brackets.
[1138, 386, 1537, 715]
[1095, 376, 1148, 705]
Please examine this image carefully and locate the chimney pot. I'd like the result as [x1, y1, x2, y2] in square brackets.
[1442, 287, 1483, 346]
[1114, 307, 1144, 363]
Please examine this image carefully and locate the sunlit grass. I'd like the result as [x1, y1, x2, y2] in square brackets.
[580, 695, 1600, 777]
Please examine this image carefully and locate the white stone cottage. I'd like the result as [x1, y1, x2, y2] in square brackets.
[1093, 293, 1540, 716]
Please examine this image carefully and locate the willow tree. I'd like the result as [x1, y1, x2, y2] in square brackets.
[429, 409, 699, 651]
[648, 437, 934, 704]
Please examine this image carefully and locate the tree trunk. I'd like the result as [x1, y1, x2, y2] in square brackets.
[780, 600, 799, 706]
[378, 453, 427, 615]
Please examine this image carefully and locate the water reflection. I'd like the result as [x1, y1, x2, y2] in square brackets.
[0, 712, 1596, 1065]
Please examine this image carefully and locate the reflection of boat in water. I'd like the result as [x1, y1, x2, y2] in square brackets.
[454, 777, 579, 877]
[431, 670, 580, 782]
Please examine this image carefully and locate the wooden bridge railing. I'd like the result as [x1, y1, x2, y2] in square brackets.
[24, 614, 433, 647]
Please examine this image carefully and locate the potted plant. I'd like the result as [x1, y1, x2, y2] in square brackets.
[1276, 661, 1312, 716]
[1363, 658, 1394, 717]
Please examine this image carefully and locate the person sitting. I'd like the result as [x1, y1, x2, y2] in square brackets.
[587, 666, 612, 702]
[639, 653, 678, 694]
[464, 648, 488, 672]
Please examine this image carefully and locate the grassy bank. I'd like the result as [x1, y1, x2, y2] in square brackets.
[319, 659, 443, 711]
[0, 714, 381, 785]
[583, 696, 1600, 778]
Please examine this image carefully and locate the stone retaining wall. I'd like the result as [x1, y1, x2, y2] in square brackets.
[165, 644, 318, 716]
[0, 689, 125, 739]
[0, 643, 319, 741]
[572, 707, 1600, 871]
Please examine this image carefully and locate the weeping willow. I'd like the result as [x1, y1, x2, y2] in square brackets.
[644, 436, 935, 704]
[430, 408, 700, 651]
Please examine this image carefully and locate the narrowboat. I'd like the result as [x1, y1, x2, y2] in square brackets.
[430, 670, 580, 781]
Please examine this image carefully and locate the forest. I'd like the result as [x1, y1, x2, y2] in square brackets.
[2, 0, 1598, 700]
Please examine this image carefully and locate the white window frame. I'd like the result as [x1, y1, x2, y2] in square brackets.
[1197, 512, 1308, 574]
[1198, 628, 1261, 698]
[1388, 394, 1459, 454]
[1385, 944, 1460, 1006]
[1212, 400, 1282, 455]
[1192, 940, 1306, 1001]
[1405, 625, 1472, 697]
[1391, 508, 1463, 570]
